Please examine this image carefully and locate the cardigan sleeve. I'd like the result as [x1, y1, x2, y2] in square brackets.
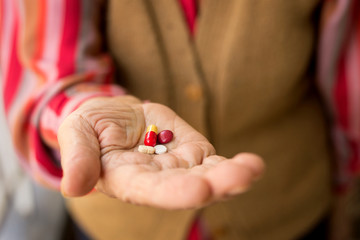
[0, 0, 125, 189]
[317, 0, 360, 191]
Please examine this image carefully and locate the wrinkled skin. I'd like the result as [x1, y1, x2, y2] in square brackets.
[58, 96, 264, 209]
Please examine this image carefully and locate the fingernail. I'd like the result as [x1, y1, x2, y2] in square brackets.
[61, 189, 70, 198]
[228, 186, 248, 195]
[86, 188, 97, 195]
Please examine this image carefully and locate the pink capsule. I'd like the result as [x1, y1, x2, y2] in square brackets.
[157, 130, 173, 144]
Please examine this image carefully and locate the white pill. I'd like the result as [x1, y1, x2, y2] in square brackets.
[138, 145, 155, 154]
[154, 145, 167, 154]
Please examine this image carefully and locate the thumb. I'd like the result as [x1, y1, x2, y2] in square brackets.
[58, 113, 101, 197]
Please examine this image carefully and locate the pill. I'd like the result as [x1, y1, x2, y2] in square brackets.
[154, 145, 167, 154]
[157, 130, 173, 144]
[144, 124, 158, 147]
[138, 145, 155, 154]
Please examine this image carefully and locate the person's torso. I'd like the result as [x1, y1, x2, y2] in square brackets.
[67, 1, 333, 239]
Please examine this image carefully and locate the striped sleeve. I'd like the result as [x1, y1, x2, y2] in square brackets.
[317, 0, 360, 191]
[0, 0, 125, 189]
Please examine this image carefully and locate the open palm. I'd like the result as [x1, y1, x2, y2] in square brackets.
[58, 96, 264, 209]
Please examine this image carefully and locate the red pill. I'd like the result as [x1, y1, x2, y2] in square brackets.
[144, 125, 158, 147]
[157, 130, 173, 144]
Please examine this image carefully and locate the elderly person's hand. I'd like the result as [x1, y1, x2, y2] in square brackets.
[58, 96, 264, 209]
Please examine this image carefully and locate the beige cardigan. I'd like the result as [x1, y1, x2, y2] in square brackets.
[67, 0, 333, 239]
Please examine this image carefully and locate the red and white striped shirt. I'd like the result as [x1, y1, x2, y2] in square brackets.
[317, 0, 360, 191]
[0, 0, 126, 188]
